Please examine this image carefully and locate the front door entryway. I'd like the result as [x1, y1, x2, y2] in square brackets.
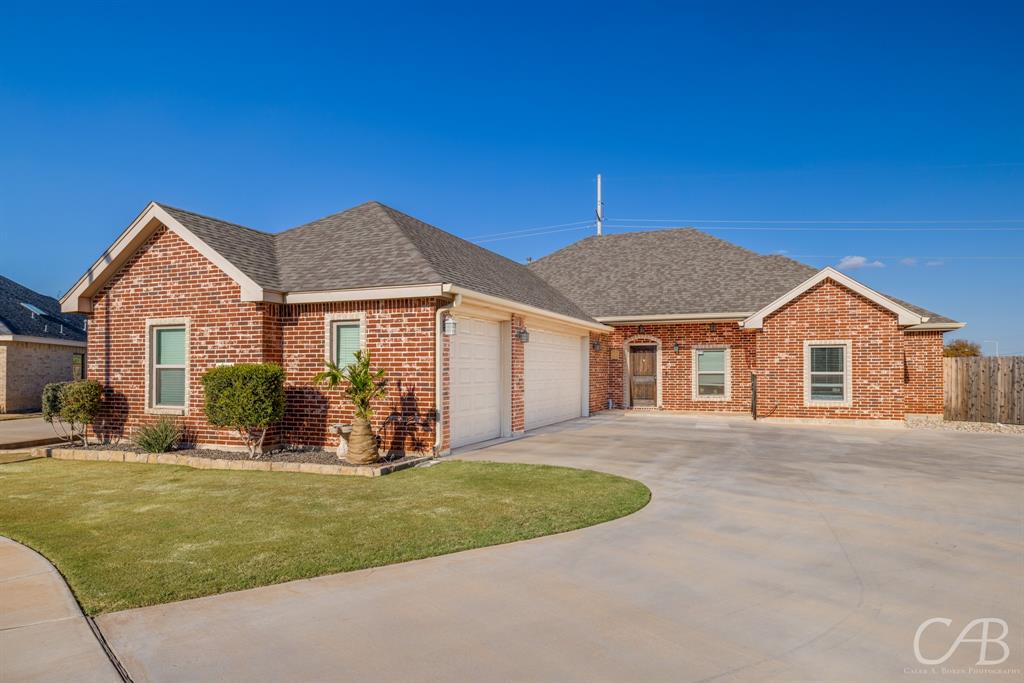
[629, 345, 657, 407]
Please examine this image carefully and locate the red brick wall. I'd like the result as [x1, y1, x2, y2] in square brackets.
[588, 332, 610, 413]
[605, 323, 756, 413]
[754, 279, 905, 420]
[903, 331, 945, 414]
[279, 299, 438, 452]
[86, 226, 275, 446]
[510, 315, 526, 433]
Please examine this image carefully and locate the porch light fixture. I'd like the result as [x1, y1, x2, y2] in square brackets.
[638, 325, 646, 334]
[517, 329, 530, 343]
[709, 323, 717, 333]
[592, 340, 602, 352]
[443, 315, 457, 336]
[673, 342, 680, 353]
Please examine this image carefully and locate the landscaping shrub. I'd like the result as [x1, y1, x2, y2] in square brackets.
[133, 417, 183, 453]
[202, 363, 285, 458]
[41, 380, 103, 446]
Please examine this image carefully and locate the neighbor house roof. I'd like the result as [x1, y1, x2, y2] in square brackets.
[528, 228, 960, 326]
[0, 274, 87, 343]
[63, 201, 598, 327]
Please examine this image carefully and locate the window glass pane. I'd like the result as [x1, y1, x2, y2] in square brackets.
[697, 349, 725, 372]
[698, 373, 726, 395]
[156, 368, 186, 406]
[334, 323, 361, 365]
[811, 346, 843, 372]
[156, 328, 186, 365]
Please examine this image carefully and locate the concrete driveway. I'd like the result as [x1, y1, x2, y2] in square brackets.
[97, 413, 1023, 682]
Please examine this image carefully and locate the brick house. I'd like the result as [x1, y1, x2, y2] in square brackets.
[1, 275, 87, 412]
[61, 201, 962, 452]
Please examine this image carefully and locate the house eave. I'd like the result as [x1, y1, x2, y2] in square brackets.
[445, 285, 612, 333]
[903, 321, 966, 332]
[0, 334, 87, 348]
[597, 312, 752, 324]
[279, 284, 445, 304]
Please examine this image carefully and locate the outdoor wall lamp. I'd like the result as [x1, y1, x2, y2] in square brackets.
[709, 323, 717, 333]
[517, 329, 530, 343]
[592, 340, 602, 352]
[443, 315, 457, 336]
[638, 325, 646, 334]
[673, 342, 680, 353]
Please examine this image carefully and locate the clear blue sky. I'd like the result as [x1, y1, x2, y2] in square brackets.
[2, 2, 1021, 353]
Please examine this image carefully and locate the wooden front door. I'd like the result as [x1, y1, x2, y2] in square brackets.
[629, 345, 657, 406]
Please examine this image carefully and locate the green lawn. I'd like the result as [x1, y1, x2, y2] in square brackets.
[0, 458, 649, 614]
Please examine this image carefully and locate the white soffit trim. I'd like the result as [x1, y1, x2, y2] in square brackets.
[60, 202, 267, 312]
[904, 321, 966, 331]
[740, 267, 924, 329]
[598, 312, 751, 323]
[445, 285, 612, 332]
[284, 284, 445, 304]
[0, 335, 88, 348]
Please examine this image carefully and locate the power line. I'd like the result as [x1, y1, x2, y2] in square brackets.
[467, 219, 593, 241]
[602, 227, 1024, 235]
[610, 217, 1024, 224]
[788, 255, 1024, 260]
[474, 225, 594, 244]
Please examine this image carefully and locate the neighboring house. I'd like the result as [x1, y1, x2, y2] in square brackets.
[0, 275, 87, 412]
[60, 201, 962, 452]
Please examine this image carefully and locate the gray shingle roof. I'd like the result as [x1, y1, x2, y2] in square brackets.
[528, 228, 958, 324]
[155, 202, 595, 324]
[0, 274, 87, 342]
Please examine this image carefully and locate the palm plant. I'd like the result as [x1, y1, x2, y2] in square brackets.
[313, 350, 387, 464]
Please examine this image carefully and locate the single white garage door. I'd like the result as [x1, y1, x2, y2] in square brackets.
[524, 328, 583, 430]
[450, 317, 502, 448]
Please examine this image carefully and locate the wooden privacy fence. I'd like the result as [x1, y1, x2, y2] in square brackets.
[944, 356, 1024, 425]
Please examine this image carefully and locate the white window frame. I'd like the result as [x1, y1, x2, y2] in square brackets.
[804, 340, 853, 407]
[324, 312, 367, 365]
[692, 346, 731, 401]
[144, 317, 190, 415]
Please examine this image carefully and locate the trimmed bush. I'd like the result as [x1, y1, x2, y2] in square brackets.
[202, 363, 285, 458]
[42, 382, 68, 424]
[41, 380, 102, 446]
[134, 417, 183, 453]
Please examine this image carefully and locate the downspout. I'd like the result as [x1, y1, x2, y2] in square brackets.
[434, 293, 462, 455]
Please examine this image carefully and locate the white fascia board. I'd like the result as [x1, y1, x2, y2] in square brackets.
[741, 267, 924, 329]
[446, 285, 612, 333]
[0, 335, 88, 348]
[904, 321, 966, 332]
[282, 284, 445, 304]
[61, 202, 267, 312]
[597, 312, 752, 324]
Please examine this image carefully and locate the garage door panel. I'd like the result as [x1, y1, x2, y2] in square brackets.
[524, 329, 583, 430]
[450, 317, 502, 448]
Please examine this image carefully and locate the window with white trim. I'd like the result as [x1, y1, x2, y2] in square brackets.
[694, 347, 729, 399]
[808, 345, 846, 402]
[331, 320, 362, 366]
[152, 326, 187, 408]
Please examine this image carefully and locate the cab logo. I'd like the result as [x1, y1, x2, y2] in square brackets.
[914, 618, 1010, 666]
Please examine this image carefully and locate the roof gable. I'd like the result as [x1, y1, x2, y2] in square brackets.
[740, 267, 923, 328]
[61, 201, 597, 326]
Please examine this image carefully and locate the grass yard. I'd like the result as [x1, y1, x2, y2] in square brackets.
[0, 458, 649, 614]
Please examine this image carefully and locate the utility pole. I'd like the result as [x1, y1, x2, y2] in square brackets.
[596, 173, 604, 236]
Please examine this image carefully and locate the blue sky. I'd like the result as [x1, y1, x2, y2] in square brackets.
[1, 2, 1021, 353]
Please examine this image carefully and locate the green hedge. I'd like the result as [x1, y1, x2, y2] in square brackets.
[201, 363, 285, 457]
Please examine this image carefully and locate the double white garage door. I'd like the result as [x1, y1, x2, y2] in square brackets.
[449, 317, 584, 449]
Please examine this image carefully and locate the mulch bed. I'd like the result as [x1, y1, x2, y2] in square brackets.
[77, 442, 418, 467]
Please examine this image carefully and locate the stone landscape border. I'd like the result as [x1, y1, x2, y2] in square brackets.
[30, 447, 434, 477]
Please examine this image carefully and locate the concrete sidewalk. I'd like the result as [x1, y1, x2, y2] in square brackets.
[0, 537, 121, 683]
[0, 417, 62, 449]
